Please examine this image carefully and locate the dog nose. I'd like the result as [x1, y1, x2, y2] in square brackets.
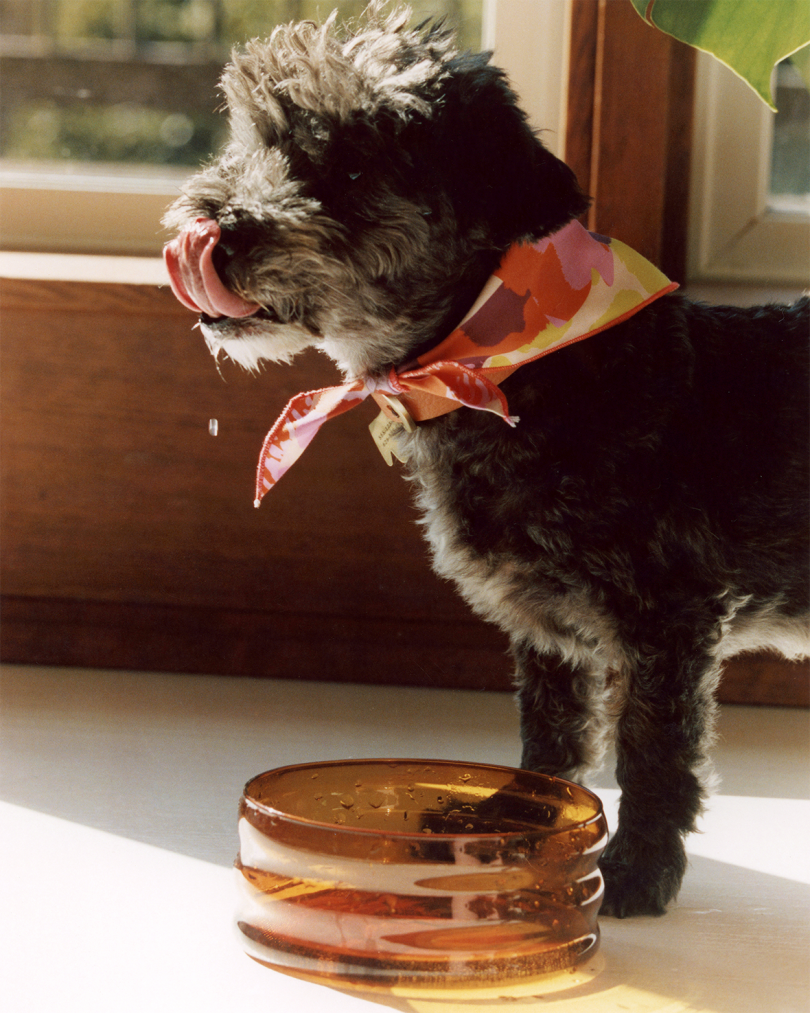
[164, 218, 261, 319]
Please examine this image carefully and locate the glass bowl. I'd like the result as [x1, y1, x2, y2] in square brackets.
[235, 758, 607, 997]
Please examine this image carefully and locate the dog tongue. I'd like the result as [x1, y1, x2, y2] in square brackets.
[164, 218, 260, 318]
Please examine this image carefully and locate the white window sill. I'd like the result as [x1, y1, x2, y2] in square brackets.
[1, 665, 807, 1012]
[0, 249, 168, 284]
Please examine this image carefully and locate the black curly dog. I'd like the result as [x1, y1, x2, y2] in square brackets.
[164, 7, 809, 916]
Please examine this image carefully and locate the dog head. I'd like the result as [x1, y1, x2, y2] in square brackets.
[164, 3, 588, 378]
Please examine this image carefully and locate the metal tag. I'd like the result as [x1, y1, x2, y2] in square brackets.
[369, 411, 412, 466]
[375, 393, 417, 432]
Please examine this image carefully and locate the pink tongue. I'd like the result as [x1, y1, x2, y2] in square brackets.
[163, 218, 261, 318]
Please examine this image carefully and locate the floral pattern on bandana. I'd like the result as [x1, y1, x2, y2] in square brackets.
[254, 220, 677, 505]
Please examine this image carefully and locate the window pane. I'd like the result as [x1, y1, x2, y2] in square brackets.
[0, 0, 483, 170]
[769, 57, 810, 215]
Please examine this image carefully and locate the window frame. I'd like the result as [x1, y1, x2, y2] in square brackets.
[0, 0, 572, 257]
[688, 50, 810, 287]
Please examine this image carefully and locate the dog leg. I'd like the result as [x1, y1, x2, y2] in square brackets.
[513, 638, 607, 783]
[599, 635, 721, 918]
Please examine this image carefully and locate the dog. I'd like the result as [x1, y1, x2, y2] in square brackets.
[163, 5, 809, 917]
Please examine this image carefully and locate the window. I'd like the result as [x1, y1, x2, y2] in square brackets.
[770, 57, 810, 216]
[688, 50, 810, 286]
[0, 0, 570, 256]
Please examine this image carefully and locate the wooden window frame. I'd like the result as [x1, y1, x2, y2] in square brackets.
[688, 50, 810, 286]
[565, 0, 695, 285]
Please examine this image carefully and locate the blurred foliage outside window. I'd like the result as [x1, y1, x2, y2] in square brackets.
[0, 1, 805, 212]
[0, 0, 482, 171]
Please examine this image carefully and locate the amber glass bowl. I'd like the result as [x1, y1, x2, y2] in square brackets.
[235, 759, 607, 996]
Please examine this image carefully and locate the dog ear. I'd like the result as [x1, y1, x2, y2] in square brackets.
[427, 52, 590, 247]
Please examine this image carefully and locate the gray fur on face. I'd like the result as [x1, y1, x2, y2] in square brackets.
[164, 7, 469, 377]
[164, 4, 809, 919]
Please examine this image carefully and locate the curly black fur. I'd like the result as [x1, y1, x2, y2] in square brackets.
[165, 5, 809, 917]
[413, 294, 809, 916]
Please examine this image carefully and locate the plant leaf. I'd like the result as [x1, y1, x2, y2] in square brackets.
[630, 0, 810, 109]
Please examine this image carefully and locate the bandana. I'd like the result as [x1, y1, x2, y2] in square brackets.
[254, 220, 677, 506]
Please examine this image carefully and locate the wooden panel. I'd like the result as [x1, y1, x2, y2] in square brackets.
[565, 0, 599, 203]
[0, 274, 511, 688]
[0, 595, 511, 691]
[566, 0, 696, 283]
[720, 655, 809, 708]
[590, 0, 671, 263]
[661, 36, 697, 285]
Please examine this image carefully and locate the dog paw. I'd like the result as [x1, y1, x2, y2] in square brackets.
[599, 834, 687, 918]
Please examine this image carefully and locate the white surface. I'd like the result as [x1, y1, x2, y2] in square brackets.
[0, 250, 168, 284]
[1, 665, 808, 1012]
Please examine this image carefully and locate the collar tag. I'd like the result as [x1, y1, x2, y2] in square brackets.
[369, 411, 411, 466]
[373, 392, 417, 432]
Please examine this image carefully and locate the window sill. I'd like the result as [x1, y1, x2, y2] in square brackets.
[1, 666, 808, 1012]
[0, 248, 168, 284]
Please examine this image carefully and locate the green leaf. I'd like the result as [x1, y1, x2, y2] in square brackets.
[630, 0, 810, 109]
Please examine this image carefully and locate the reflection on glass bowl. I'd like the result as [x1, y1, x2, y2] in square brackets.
[235, 758, 608, 997]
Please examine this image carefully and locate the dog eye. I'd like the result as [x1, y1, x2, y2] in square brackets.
[348, 171, 362, 180]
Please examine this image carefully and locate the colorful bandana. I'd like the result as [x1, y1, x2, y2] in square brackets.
[254, 220, 677, 506]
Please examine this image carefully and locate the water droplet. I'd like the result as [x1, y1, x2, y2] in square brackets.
[339, 794, 354, 809]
